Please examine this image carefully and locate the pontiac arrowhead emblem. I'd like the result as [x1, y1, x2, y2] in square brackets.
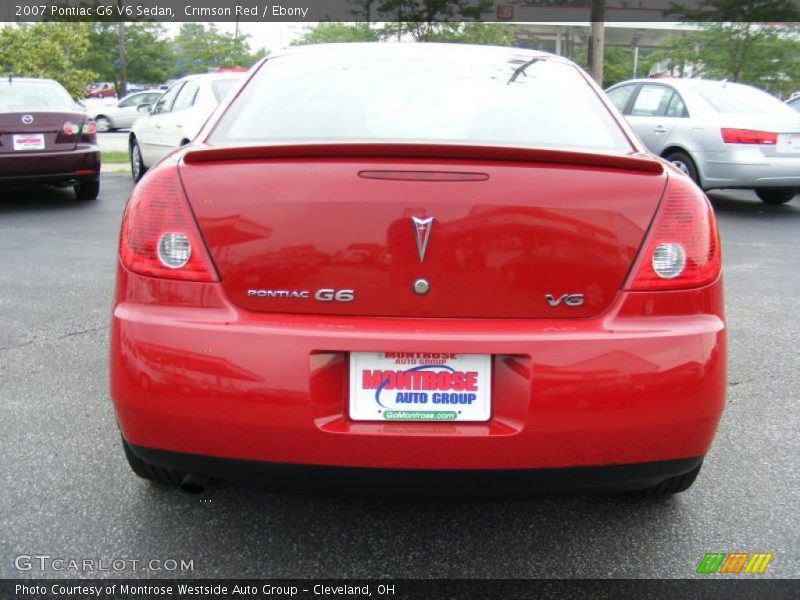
[411, 216, 434, 263]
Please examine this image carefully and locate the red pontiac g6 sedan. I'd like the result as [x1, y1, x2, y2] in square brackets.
[110, 44, 725, 496]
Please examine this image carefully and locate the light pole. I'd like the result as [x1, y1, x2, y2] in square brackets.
[588, 0, 605, 85]
[117, 0, 127, 97]
[235, 1, 240, 41]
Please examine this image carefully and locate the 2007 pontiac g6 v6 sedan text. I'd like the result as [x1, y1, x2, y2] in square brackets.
[109, 44, 725, 497]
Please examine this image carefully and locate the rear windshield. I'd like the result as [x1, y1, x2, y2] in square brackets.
[0, 81, 75, 112]
[690, 81, 789, 113]
[211, 78, 241, 103]
[209, 50, 631, 152]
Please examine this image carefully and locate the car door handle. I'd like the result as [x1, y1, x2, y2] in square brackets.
[176, 124, 182, 129]
[653, 126, 668, 134]
[154, 124, 161, 129]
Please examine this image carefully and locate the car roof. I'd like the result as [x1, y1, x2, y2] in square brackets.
[180, 72, 247, 83]
[0, 77, 63, 85]
[608, 77, 759, 91]
[267, 42, 564, 64]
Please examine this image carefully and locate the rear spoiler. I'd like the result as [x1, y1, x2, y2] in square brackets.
[182, 143, 664, 174]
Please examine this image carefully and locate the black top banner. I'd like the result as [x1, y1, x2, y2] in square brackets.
[5, 0, 800, 23]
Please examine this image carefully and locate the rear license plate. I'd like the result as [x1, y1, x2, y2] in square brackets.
[777, 133, 800, 153]
[13, 133, 45, 151]
[349, 352, 491, 422]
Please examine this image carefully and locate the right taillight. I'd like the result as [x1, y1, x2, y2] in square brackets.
[721, 128, 777, 145]
[625, 178, 721, 291]
[119, 166, 218, 282]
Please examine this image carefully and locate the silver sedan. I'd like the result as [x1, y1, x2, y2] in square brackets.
[607, 78, 800, 204]
[87, 91, 163, 132]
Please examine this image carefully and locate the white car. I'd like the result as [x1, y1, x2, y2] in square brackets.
[88, 91, 164, 132]
[129, 72, 245, 181]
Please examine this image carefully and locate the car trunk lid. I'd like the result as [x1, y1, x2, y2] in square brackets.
[0, 111, 86, 154]
[179, 143, 666, 319]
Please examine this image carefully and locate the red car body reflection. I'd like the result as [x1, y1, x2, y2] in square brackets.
[109, 45, 725, 496]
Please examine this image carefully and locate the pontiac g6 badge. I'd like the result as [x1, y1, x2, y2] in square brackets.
[411, 216, 434, 262]
[247, 288, 354, 302]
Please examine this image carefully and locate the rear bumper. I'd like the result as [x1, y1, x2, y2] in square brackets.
[697, 147, 800, 189]
[0, 145, 100, 185]
[110, 266, 726, 477]
[129, 443, 704, 496]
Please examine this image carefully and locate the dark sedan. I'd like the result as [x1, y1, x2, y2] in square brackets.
[0, 78, 100, 200]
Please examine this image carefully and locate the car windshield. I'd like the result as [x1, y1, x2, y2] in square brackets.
[211, 78, 241, 103]
[690, 81, 791, 114]
[0, 81, 75, 111]
[209, 49, 631, 152]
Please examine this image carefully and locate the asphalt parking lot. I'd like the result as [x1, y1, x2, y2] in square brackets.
[0, 174, 798, 579]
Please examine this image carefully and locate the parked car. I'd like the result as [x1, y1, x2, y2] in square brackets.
[158, 79, 178, 91]
[88, 91, 164, 132]
[607, 78, 800, 204]
[128, 72, 245, 181]
[125, 83, 154, 95]
[0, 78, 100, 199]
[787, 95, 800, 112]
[111, 44, 725, 497]
[84, 82, 116, 99]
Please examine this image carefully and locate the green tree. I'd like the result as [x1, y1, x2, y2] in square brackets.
[570, 45, 661, 88]
[173, 23, 265, 76]
[293, 22, 381, 45]
[80, 22, 174, 91]
[376, 0, 494, 41]
[660, 0, 800, 95]
[667, 0, 800, 22]
[422, 22, 514, 45]
[652, 24, 800, 96]
[294, 20, 511, 47]
[347, 0, 380, 22]
[0, 23, 96, 98]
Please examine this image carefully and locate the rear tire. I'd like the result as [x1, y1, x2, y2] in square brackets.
[122, 438, 185, 486]
[95, 116, 112, 133]
[130, 138, 147, 182]
[664, 150, 701, 187]
[632, 462, 702, 497]
[755, 188, 797, 205]
[74, 180, 100, 200]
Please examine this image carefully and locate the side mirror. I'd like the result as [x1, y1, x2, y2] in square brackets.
[137, 103, 153, 114]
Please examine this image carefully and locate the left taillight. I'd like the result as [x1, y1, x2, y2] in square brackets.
[62, 121, 81, 135]
[119, 166, 219, 282]
[59, 119, 97, 143]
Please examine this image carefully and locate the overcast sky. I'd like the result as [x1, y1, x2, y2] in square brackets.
[161, 21, 309, 52]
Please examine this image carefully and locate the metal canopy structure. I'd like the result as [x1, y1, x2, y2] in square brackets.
[513, 22, 699, 56]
